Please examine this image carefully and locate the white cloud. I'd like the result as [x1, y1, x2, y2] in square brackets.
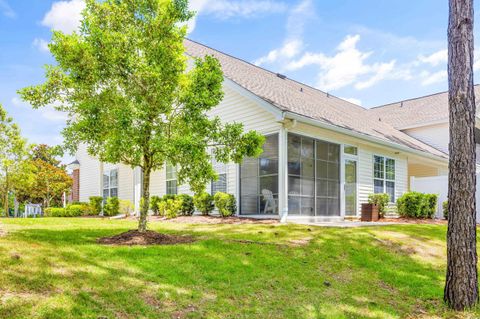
[254, 40, 302, 66]
[187, 0, 287, 33]
[417, 49, 447, 66]
[354, 60, 396, 90]
[0, 0, 15, 18]
[32, 38, 50, 53]
[254, 0, 313, 66]
[12, 97, 68, 122]
[42, 0, 85, 34]
[340, 97, 362, 106]
[283, 34, 398, 91]
[421, 70, 447, 86]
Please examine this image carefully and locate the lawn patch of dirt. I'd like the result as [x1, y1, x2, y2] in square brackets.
[381, 217, 447, 224]
[97, 230, 195, 246]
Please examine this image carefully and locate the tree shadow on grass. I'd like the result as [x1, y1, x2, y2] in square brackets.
[1, 224, 477, 318]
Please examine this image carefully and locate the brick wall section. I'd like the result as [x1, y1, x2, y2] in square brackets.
[71, 169, 80, 202]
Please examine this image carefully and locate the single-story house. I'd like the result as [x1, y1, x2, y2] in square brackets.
[69, 39, 480, 222]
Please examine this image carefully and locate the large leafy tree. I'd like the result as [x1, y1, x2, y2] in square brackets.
[27, 145, 72, 208]
[444, 0, 478, 310]
[19, 0, 264, 232]
[0, 104, 27, 217]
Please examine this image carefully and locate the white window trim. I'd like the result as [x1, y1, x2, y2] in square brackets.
[373, 155, 396, 203]
[165, 163, 178, 195]
[103, 169, 119, 198]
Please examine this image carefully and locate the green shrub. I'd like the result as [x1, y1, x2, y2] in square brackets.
[424, 194, 438, 219]
[89, 196, 103, 215]
[214, 192, 236, 217]
[119, 200, 134, 216]
[178, 194, 195, 216]
[368, 193, 390, 218]
[70, 201, 89, 206]
[104, 197, 120, 216]
[396, 192, 438, 219]
[193, 192, 214, 216]
[44, 207, 66, 217]
[443, 200, 448, 220]
[66, 204, 86, 217]
[162, 194, 177, 201]
[150, 196, 162, 216]
[158, 199, 181, 219]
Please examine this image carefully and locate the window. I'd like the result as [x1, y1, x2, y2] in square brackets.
[373, 155, 395, 202]
[211, 155, 227, 194]
[166, 163, 177, 195]
[240, 134, 279, 215]
[103, 169, 118, 199]
[344, 145, 358, 156]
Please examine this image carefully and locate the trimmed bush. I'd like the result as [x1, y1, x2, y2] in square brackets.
[158, 199, 181, 219]
[194, 192, 214, 216]
[214, 192, 236, 217]
[119, 200, 134, 216]
[162, 194, 177, 201]
[424, 193, 438, 219]
[89, 196, 103, 215]
[44, 207, 67, 217]
[443, 200, 448, 220]
[104, 197, 120, 216]
[66, 204, 86, 217]
[368, 193, 390, 218]
[396, 192, 438, 219]
[150, 196, 162, 216]
[178, 194, 194, 216]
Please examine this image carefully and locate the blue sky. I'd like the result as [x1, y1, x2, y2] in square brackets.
[0, 0, 479, 162]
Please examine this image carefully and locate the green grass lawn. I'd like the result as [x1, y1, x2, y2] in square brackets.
[0, 218, 478, 319]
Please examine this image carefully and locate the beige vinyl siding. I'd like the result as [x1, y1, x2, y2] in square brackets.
[211, 85, 282, 198]
[77, 144, 102, 202]
[149, 169, 166, 196]
[102, 163, 135, 202]
[289, 122, 409, 213]
[402, 123, 449, 154]
[118, 165, 134, 202]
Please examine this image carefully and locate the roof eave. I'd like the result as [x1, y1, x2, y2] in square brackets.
[284, 111, 449, 163]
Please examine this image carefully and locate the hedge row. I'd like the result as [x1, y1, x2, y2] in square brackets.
[150, 192, 236, 219]
[396, 192, 438, 219]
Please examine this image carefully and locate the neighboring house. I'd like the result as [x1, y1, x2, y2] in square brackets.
[369, 86, 480, 172]
[369, 87, 480, 218]
[70, 39, 453, 222]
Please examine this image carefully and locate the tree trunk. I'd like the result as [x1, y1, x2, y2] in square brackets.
[444, 0, 478, 310]
[138, 163, 152, 232]
[4, 170, 9, 218]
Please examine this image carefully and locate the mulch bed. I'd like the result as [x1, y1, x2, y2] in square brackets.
[97, 230, 195, 246]
[381, 217, 447, 225]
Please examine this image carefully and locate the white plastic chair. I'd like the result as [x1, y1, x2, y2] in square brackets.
[262, 189, 277, 214]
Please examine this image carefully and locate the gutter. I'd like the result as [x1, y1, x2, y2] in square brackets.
[283, 111, 449, 164]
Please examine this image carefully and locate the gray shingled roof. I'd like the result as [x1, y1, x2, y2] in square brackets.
[184, 39, 448, 159]
[369, 85, 480, 129]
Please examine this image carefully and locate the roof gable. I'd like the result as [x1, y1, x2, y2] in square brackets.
[369, 85, 480, 129]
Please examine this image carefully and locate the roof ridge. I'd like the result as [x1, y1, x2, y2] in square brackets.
[371, 83, 480, 109]
[185, 38, 367, 111]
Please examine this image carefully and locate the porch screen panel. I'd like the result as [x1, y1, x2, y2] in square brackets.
[316, 142, 340, 216]
[240, 134, 279, 215]
[288, 133, 340, 216]
[288, 135, 315, 215]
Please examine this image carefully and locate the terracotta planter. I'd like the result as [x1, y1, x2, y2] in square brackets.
[361, 203, 379, 222]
